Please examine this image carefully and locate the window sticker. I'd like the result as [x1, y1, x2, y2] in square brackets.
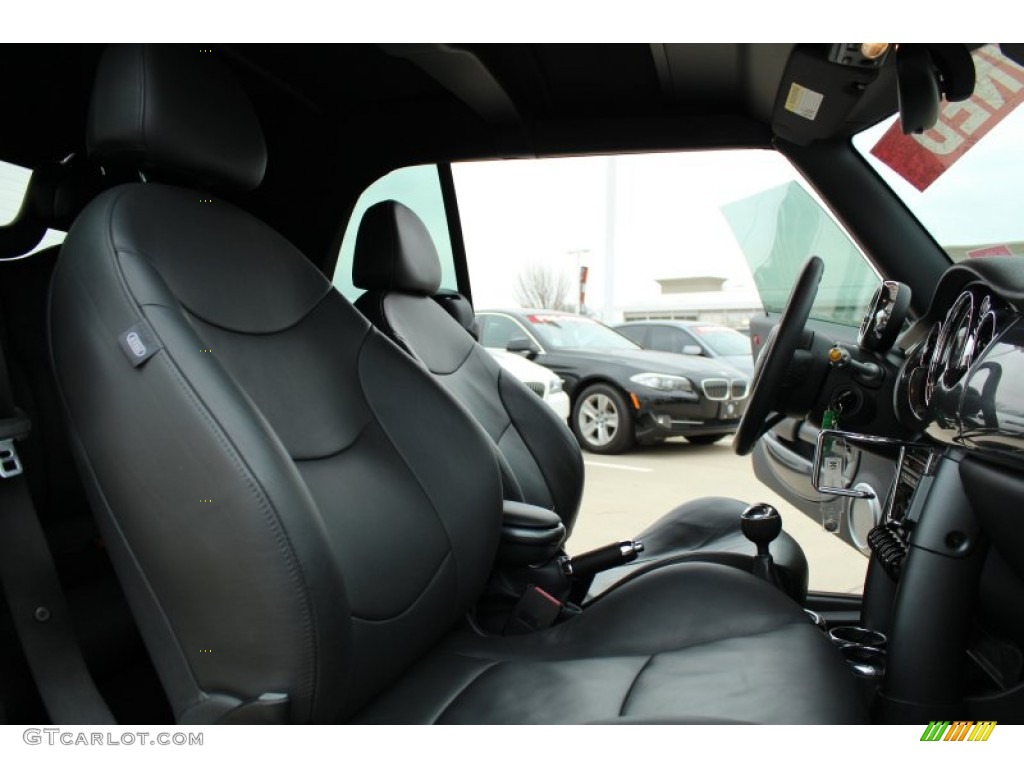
[784, 83, 824, 121]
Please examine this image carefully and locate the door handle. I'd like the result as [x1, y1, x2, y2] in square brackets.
[762, 431, 814, 475]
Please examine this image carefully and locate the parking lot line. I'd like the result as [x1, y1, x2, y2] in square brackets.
[583, 461, 653, 473]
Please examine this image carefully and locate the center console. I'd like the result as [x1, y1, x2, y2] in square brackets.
[816, 432, 990, 722]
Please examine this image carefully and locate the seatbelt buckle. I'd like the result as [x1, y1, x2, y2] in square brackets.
[0, 438, 23, 479]
[504, 584, 564, 635]
[0, 408, 31, 479]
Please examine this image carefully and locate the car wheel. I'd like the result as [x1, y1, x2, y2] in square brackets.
[572, 384, 635, 454]
[685, 433, 730, 446]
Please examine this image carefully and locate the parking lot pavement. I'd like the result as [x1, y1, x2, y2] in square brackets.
[567, 438, 869, 595]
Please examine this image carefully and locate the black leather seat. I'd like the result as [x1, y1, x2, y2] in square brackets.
[353, 201, 808, 600]
[48, 44, 864, 724]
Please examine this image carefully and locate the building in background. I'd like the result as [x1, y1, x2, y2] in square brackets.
[617, 275, 761, 331]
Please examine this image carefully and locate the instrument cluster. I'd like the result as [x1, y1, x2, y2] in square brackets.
[897, 282, 1024, 456]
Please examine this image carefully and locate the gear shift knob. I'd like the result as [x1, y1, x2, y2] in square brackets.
[740, 502, 782, 552]
[741, 503, 782, 588]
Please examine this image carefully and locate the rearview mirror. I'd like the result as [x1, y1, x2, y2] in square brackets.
[507, 337, 540, 358]
[897, 44, 975, 135]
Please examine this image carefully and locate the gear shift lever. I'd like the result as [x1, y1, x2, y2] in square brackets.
[741, 502, 783, 588]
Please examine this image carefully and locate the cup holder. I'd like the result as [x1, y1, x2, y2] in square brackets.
[828, 626, 887, 688]
[828, 626, 887, 651]
[838, 644, 886, 679]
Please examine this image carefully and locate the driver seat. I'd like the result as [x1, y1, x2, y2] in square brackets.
[352, 200, 809, 600]
[48, 44, 864, 724]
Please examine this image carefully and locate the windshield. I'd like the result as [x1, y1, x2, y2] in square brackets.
[526, 314, 640, 351]
[691, 326, 751, 356]
[853, 45, 1024, 262]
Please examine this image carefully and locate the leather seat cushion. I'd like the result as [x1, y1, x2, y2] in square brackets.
[353, 563, 865, 724]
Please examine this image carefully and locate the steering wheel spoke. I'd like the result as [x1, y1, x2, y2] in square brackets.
[733, 256, 824, 456]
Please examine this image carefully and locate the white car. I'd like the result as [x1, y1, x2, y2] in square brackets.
[487, 349, 570, 421]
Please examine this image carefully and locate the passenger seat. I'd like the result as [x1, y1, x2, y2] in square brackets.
[352, 200, 809, 600]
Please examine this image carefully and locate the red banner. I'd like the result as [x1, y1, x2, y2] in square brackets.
[966, 244, 1013, 258]
[870, 45, 1024, 191]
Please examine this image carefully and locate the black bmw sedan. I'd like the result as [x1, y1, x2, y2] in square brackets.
[476, 309, 749, 453]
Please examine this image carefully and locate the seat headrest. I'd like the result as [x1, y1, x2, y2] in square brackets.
[87, 44, 267, 192]
[352, 200, 441, 294]
[432, 290, 480, 340]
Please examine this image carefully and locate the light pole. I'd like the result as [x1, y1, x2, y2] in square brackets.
[567, 249, 590, 314]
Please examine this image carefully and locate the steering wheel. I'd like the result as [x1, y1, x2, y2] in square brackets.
[733, 256, 824, 456]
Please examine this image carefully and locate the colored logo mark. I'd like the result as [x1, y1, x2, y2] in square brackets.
[920, 721, 997, 742]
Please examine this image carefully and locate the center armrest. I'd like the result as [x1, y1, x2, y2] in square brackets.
[498, 501, 566, 566]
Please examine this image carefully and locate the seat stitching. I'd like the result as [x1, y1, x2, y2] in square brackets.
[584, 553, 795, 608]
[349, 551, 453, 623]
[618, 654, 655, 716]
[433, 660, 503, 724]
[148, 330, 320, 710]
[495, 371, 566, 512]
[93, 196, 320, 717]
[445, 619, 808, 664]
[356, 331, 472, 609]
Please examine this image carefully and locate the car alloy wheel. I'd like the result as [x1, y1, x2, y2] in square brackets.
[572, 383, 634, 454]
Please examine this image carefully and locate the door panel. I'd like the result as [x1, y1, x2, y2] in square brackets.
[749, 313, 896, 553]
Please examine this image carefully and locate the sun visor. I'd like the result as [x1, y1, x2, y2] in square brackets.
[771, 46, 887, 146]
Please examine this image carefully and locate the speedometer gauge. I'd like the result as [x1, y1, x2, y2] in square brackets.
[928, 291, 974, 399]
[922, 322, 943, 406]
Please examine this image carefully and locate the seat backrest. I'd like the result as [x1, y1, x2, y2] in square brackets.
[353, 201, 585, 534]
[49, 44, 503, 724]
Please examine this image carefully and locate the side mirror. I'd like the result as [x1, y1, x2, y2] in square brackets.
[681, 344, 703, 356]
[506, 337, 540, 358]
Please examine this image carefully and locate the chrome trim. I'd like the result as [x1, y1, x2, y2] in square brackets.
[847, 483, 882, 553]
[701, 378, 729, 400]
[701, 378, 748, 401]
[812, 429, 935, 501]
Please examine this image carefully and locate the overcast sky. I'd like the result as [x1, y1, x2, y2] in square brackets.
[452, 82, 1024, 319]
[453, 150, 809, 315]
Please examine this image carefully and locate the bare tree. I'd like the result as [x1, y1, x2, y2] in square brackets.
[514, 262, 573, 311]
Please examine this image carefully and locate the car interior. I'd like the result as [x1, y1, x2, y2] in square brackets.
[1, 42, 1023, 726]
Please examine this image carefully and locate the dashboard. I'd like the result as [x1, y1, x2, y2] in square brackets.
[895, 260, 1024, 463]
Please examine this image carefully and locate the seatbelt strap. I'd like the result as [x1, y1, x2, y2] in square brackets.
[0, 317, 115, 724]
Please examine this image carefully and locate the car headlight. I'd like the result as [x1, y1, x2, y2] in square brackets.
[629, 372, 693, 393]
[549, 376, 564, 394]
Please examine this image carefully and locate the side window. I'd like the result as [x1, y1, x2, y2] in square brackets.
[648, 326, 682, 354]
[452, 150, 878, 330]
[0, 160, 31, 225]
[676, 328, 701, 354]
[720, 181, 878, 326]
[333, 164, 458, 303]
[479, 315, 524, 349]
[616, 325, 647, 347]
[1, 159, 68, 256]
